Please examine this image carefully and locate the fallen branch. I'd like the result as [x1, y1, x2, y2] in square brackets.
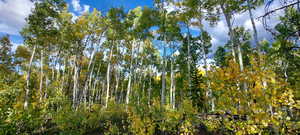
[197, 113, 248, 121]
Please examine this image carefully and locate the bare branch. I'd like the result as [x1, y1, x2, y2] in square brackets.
[258, 1, 300, 19]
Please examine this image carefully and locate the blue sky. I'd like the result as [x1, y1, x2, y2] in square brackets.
[0, 0, 155, 45]
[0, 0, 283, 53]
[67, 0, 154, 13]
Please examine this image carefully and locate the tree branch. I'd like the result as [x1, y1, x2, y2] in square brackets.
[258, 1, 300, 19]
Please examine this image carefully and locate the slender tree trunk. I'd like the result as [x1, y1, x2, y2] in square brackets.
[105, 44, 114, 108]
[138, 57, 145, 104]
[237, 44, 244, 72]
[72, 56, 80, 108]
[51, 55, 56, 81]
[126, 40, 135, 105]
[57, 58, 61, 81]
[160, 0, 167, 106]
[161, 41, 166, 105]
[148, 71, 152, 106]
[114, 69, 120, 102]
[120, 82, 124, 104]
[24, 45, 37, 109]
[221, 5, 247, 109]
[246, 0, 260, 52]
[93, 62, 102, 103]
[173, 74, 176, 109]
[100, 81, 104, 104]
[221, 4, 246, 98]
[67, 57, 73, 95]
[85, 35, 104, 105]
[90, 79, 97, 105]
[44, 76, 48, 99]
[83, 45, 96, 106]
[170, 42, 176, 109]
[197, 18, 215, 111]
[284, 61, 289, 81]
[222, 4, 245, 78]
[125, 69, 132, 104]
[202, 45, 214, 111]
[39, 49, 44, 102]
[87, 63, 95, 106]
[298, 0, 300, 11]
[187, 25, 191, 91]
[55, 51, 61, 81]
[170, 56, 175, 109]
[61, 57, 67, 91]
[141, 73, 145, 99]
[221, 4, 237, 62]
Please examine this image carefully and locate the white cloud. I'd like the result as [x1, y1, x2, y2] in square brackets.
[71, 0, 90, 14]
[0, 0, 34, 35]
[211, 37, 219, 47]
[83, 5, 90, 13]
[12, 42, 21, 52]
[198, 58, 215, 70]
[72, 0, 82, 12]
[164, 2, 177, 13]
[0, 23, 18, 35]
[200, 1, 286, 54]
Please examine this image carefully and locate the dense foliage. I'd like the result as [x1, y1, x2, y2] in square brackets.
[0, 0, 299, 134]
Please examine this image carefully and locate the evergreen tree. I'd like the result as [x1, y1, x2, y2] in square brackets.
[0, 35, 13, 73]
[214, 46, 227, 67]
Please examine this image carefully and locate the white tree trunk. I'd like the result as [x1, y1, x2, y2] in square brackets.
[221, 4, 237, 62]
[187, 25, 191, 91]
[202, 46, 214, 111]
[24, 45, 37, 109]
[87, 63, 95, 106]
[161, 42, 166, 105]
[170, 57, 175, 109]
[72, 56, 80, 108]
[237, 44, 244, 72]
[113, 68, 120, 101]
[126, 40, 135, 105]
[83, 45, 96, 106]
[105, 45, 114, 108]
[247, 0, 260, 51]
[221, 4, 246, 98]
[61, 58, 67, 91]
[39, 49, 44, 102]
[148, 71, 153, 106]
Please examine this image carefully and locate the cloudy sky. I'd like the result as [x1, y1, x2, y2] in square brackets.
[0, 0, 284, 52]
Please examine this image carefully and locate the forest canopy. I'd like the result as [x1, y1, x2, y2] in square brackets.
[0, 0, 299, 134]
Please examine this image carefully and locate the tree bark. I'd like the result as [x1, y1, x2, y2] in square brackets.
[72, 55, 80, 108]
[126, 40, 135, 105]
[237, 43, 244, 72]
[93, 62, 102, 103]
[298, 0, 300, 11]
[161, 40, 166, 105]
[24, 45, 37, 109]
[246, 0, 260, 52]
[148, 72, 152, 106]
[170, 55, 175, 109]
[39, 49, 44, 102]
[114, 68, 120, 102]
[221, 4, 237, 62]
[83, 45, 96, 106]
[198, 17, 215, 111]
[105, 44, 114, 108]
[87, 62, 95, 106]
[202, 45, 214, 111]
[61, 57, 67, 91]
[187, 25, 191, 91]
